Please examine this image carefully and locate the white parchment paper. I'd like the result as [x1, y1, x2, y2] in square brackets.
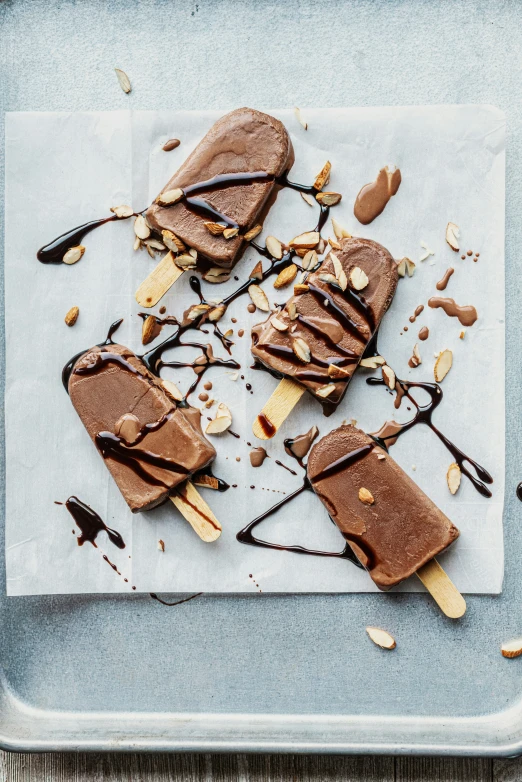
[4, 106, 505, 595]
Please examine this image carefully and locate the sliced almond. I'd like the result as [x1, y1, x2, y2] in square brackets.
[382, 364, 396, 390]
[145, 239, 166, 251]
[294, 106, 308, 130]
[186, 303, 210, 321]
[223, 227, 239, 239]
[189, 248, 198, 260]
[501, 639, 522, 659]
[287, 302, 298, 321]
[203, 267, 231, 284]
[313, 161, 331, 191]
[302, 250, 318, 270]
[446, 222, 460, 252]
[205, 415, 232, 434]
[349, 266, 369, 291]
[63, 245, 85, 265]
[447, 462, 461, 495]
[157, 188, 184, 207]
[133, 236, 142, 252]
[316, 384, 336, 398]
[110, 204, 133, 218]
[250, 260, 264, 281]
[294, 248, 309, 258]
[316, 191, 342, 206]
[294, 283, 310, 295]
[204, 397, 216, 408]
[141, 315, 157, 345]
[377, 453, 386, 461]
[266, 235, 283, 260]
[319, 273, 338, 286]
[366, 627, 396, 650]
[223, 329, 233, 338]
[317, 237, 327, 255]
[289, 231, 320, 250]
[114, 67, 131, 93]
[410, 343, 422, 367]
[359, 487, 375, 505]
[434, 349, 453, 382]
[64, 306, 79, 326]
[162, 379, 183, 402]
[158, 539, 165, 552]
[146, 244, 156, 259]
[419, 240, 434, 262]
[330, 253, 348, 291]
[208, 305, 227, 323]
[359, 356, 386, 368]
[175, 254, 197, 270]
[248, 284, 270, 312]
[134, 214, 150, 240]
[273, 263, 298, 289]
[161, 230, 186, 253]
[216, 402, 232, 420]
[460, 330, 466, 340]
[292, 337, 311, 363]
[271, 315, 288, 332]
[327, 236, 341, 251]
[300, 192, 315, 207]
[204, 221, 226, 236]
[244, 224, 262, 242]
[328, 364, 351, 379]
[332, 217, 351, 240]
[397, 257, 416, 278]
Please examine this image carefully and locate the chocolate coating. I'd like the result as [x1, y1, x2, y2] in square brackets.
[307, 425, 459, 590]
[68, 344, 216, 512]
[146, 108, 294, 268]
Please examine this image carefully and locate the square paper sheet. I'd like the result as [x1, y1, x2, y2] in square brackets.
[4, 106, 505, 596]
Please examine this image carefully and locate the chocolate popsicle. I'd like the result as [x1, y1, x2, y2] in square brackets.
[307, 424, 459, 590]
[68, 344, 216, 513]
[146, 108, 294, 269]
[251, 237, 398, 413]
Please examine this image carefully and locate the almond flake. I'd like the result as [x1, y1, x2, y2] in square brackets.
[366, 627, 396, 650]
[313, 161, 331, 191]
[208, 305, 227, 323]
[377, 453, 386, 461]
[409, 343, 422, 368]
[302, 250, 318, 270]
[317, 237, 327, 255]
[175, 254, 197, 269]
[328, 364, 351, 379]
[146, 244, 156, 258]
[114, 67, 131, 93]
[216, 402, 232, 420]
[223, 329, 233, 339]
[266, 235, 283, 260]
[205, 415, 232, 434]
[157, 188, 184, 206]
[434, 349, 453, 382]
[271, 315, 288, 332]
[292, 337, 311, 363]
[330, 253, 347, 291]
[332, 217, 351, 240]
[294, 283, 310, 295]
[359, 487, 375, 505]
[161, 230, 186, 253]
[447, 462, 461, 495]
[63, 245, 85, 265]
[359, 356, 386, 369]
[273, 263, 298, 289]
[397, 257, 416, 278]
[287, 302, 298, 320]
[186, 303, 210, 321]
[250, 260, 263, 281]
[203, 267, 231, 284]
[294, 106, 308, 130]
[133, 237, 142, 252]
[419, 240, 435, 262]
[134, 215, 150, 240]
[141, 315, 157, 345]
[328, 236, 341, 251]
[382, 364, 396, 390]
[204, 221, 226, 236]
[349, 266, 369, 291]
[248, 284, 270, 312]
[189, 248, 198, 260]
[289, 231, 320, 250]
[319, 273, 338, 286]
[223, 227, 239, 239]
[145, 239, 166, 251]
[300, 192, 315, 207]
[110, 204, 133, 218]
[158, 539, 165, 552]
[501, 639, 522, 659]
[64, 306, 79, 327]
[316, 191, 342, 206]
[316, 384, 335, 398]
[162, 379, 184, 402]
[446, 222, 460, 252]
[204, 398, 216, 408]
[244, 224, 263, 242]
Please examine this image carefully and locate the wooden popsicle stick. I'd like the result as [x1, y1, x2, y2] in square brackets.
[135, 251, 184, 308]
[170, 480, 222, 542]
[416, 558, 466, 618]
[252, 378, 305, 440]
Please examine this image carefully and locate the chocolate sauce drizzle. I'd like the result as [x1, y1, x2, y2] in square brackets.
[150, 592, 203, 607]
[37, 215, 123, 264]
[65, 495, 125, 549]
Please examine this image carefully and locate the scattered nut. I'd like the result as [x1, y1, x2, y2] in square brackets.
[110, 204, 133, 218]
[63, 245, 85, 265]
[204, 221, 226, 236]
[446, 222, 460, 252]
[316, 191, 342, 206]
[273, 263, 298, 289]
[447, 462, 461, 495]
[271, 315, 289, 332]
[186, 303, 210, 321]
[206, 402, 233, 434]
[316, 384, 335, 397]
[317, 237, 327, 255]
[330, 252, 348, 291]
[300, 192, 315, 207]
[287, 302, 298, 320]
[203, 267, 231, 284]
[244, 224, 263, 242]
[189, 248, 198, 260]
[158, 539, 165, 552]
[157, 188, 184, 206]
[266, 235, 283, 260]
[175, 254, 197, 269]
[377, 453, 386, 461]
[133, 236, 142, 252]
[410, 343, 422, 367]
[302, 250, 318, 270]
[289, 231, 320, 250]
[382, 364, 396, 390]
[359, 356, 386, 368]
[328, 364, 351, 379]
[208, 305, 227, 322]
[366, 627, 396, 650]
[434, 349, 453, 382]
[332, 217, 351, 240]
[318, 273, 338, 286]
[349, 266, 369, 291]
[141, 315, 157, 344]
[327, 236, 342, 251]
[223, 227, 239, 239]
[419, 240, 435, 262]
[114, 67, 131, 93]
[134, 214, 150, 240]
[359, 487, 375, 505]
[161, 230, 186, 252]
[313, 161, 331, 191]
[292, 337, 311, 363]
[146, 244, 156, 258]
[162, 379, 184, 402]
[294, 106, 308, 130]
[64, 306, 79, 327]
[162, 138, 180, 152]
[460, 330, 466, 340]
[294, 283, 310, 295]
[145, 239, 166, 251]
[501, 639, 522, 659]
[397, 257, 416, 278]
[248, 284, 270, 311]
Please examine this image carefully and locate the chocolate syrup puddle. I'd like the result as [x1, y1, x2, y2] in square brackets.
[367, 375, 493, 497]
[436, 268, 454, 291]
[150, 592, 203, 606]
[65, 496, 125, 549]
[428, 297, 478, 327]
[354, 167, 401, 225]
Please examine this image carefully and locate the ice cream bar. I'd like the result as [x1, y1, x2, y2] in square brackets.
[251, 237, 398, 412]
[307, 425, 459, 590]
[68, 344, 216, 512]
[146, 108, 294, 269]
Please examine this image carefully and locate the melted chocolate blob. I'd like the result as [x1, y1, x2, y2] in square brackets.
[65, 496, 125, 549]
[428, 297, 478, 327]
[436, 268, 455, 291]
[354, 167, 401, 225]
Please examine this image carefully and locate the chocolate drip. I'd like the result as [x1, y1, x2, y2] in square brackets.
[367, 375, 493, 497]
[308, 283, 370, 341]
[150, 592, 203, 606]
[275, 459, 297, 476]
[65, 496, 125, 549]
[284, 426, 319, 465]
[75, 350, 143, 378]
[37, 215, 121, 264]
[62, 319, 124, 392]
[310, 443, 374, 484]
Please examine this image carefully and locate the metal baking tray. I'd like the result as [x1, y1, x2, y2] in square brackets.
[1, 0, 521, 756]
